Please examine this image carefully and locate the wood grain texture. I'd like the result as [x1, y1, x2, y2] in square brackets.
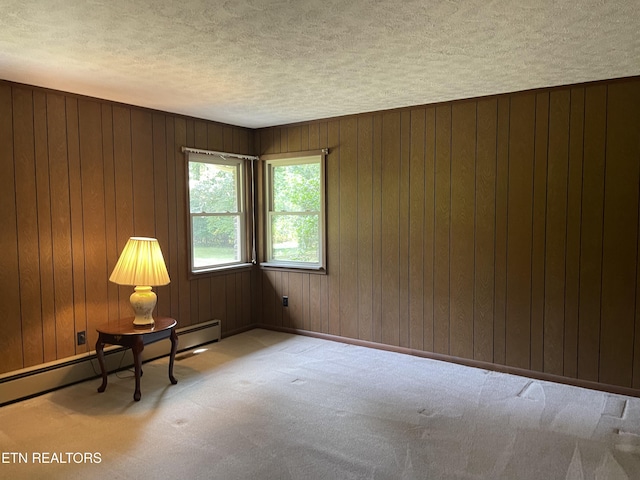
[474, 98, 497, 363]
[339, 117, 358, 339]
[3, 78, 640, 396]
[0, 83, 23, 372]
[0, 80, 254, 374]
[131, 110, 155, 236]
[113, 105, 135, 318]
[47, 93, 76, 359]
[357, 116, 374, 342]
[544, 90, 570, 376]
[165, 117, 181, 322]
[494, 97, 509, 365]
[399, 111, 411, 348]
[226, 274, 237, 331]
[381, 112, 401, 346]
[78, 99, 108, 350]
[505, 93, 535, 370]
[599, 81, 640, 387]
[102, 105, 120, 326]
[33, 91, 56, 363]
[371, 115, 383, 343]
[434, 105, 451, 355]
[564, 88, 585, 378]
[530, 92, 549, 373]
[152, 114, 171, 318]
[577, 85, 606, 382]
[253, 77, 640, 393]
[14, 87, 44, 366]
[327, 121, 341, 336]
[450, 101, 476, 359]
[174, 117, 192, 327]
[423, 107, 436, 352]
[408, 109, 425, 351]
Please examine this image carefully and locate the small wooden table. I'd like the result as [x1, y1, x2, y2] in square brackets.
[95, 317, 178, 401]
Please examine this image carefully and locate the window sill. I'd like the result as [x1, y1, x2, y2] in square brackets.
[260, 262, 326, 275]
[190, 262, 254, 278]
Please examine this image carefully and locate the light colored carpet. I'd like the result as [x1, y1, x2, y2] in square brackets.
[1, 328, 640, 479]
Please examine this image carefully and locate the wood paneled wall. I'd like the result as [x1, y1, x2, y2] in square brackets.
[0, 81, 254, 375]
[254, 77, 640, 391]
[2, 77, 640, 393]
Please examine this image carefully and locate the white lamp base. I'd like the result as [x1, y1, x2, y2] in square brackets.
[130, 286, 157, 327]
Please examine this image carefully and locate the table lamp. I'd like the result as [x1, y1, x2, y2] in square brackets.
[109, 237, 170, 327]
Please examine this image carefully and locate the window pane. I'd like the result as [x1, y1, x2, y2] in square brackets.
[189, 161, 238, 213]
[271, 214, 319, 263]
[192, 215, 240, 267]
[272, 162, 320, 212]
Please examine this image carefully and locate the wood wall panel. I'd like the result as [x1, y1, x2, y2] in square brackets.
[408, 109, 425, 351]
[255, 77, 640, 394]
[0, 83, 23, 372]
[0, 81, 255, 374]
[381, 112, 401, 346]
[371, 114, 383, 343]
[78, 99, 108, 350]
[530, 92, 549, 373]
[399, 111, 411, 348]
[66, 98, 88, 357]
[102, 105, 120, 327]
[152, 113, 170, 317]
[577, 85, 607, 382]
[3, 77, 640, 396]
[544, 90, 570, 376]
[474, 99, 497, 363]
[564, 88, 585, 378]
[47, 93, 75, 360]
[434, 105, 451, 355]
[327, 121, 341, 336]
[450, 101, 476, 359]
[423, 108, 436, 352]
[339, 118, 358, 339]
[14, 87, 44, 367]
[599, 81, 640, 387]
[112, 105, 135, 319]
[505, 93, 535, 370]
[357, 116, 374, 342]
[33, 91, 56, 363]
[494, 97, 510, 365]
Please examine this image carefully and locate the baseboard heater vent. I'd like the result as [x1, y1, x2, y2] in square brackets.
[0, 319, 221, 406]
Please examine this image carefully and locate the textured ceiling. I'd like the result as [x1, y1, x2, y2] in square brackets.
[1, 0, 639, 128]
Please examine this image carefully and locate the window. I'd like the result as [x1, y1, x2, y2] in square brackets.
[264, 152, 326, 270]
[187, 153, 247, 272]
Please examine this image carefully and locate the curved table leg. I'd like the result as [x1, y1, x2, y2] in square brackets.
[96, 335, 108, 393]
[169, 328, 178, 385]
[132, 337, 144, 401]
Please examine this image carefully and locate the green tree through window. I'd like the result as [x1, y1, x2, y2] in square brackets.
[265, 154, 325, 268]
[188, 155, 245, 271]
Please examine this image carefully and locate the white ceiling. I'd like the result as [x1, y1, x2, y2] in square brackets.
[1, 0, 638, 128]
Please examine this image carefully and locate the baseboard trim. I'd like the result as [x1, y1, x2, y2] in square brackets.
[0, 319, 221, 406]
[255, 324, 640, 399]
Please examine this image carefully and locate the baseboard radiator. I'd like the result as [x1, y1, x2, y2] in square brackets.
[0, 319, 221, 406]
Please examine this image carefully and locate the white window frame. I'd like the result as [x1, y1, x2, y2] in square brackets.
[187, 152, 249, 274]
[262, 152, 326, 271]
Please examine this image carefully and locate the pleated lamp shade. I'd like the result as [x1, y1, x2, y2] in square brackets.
[110, 237, 170, 326]
[110, 237, 170, 286]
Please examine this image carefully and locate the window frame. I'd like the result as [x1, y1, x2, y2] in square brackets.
[261, 151, 326, 272]
[186, 152, 251, 275]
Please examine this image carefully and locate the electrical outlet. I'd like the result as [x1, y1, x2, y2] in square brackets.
[282, 296, 288, 307]
[77, 331, 86, 346]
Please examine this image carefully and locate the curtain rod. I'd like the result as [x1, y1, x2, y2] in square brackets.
[181, 146, 259, 161]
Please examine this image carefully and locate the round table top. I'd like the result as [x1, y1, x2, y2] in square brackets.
[96, 317, 177, 335]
